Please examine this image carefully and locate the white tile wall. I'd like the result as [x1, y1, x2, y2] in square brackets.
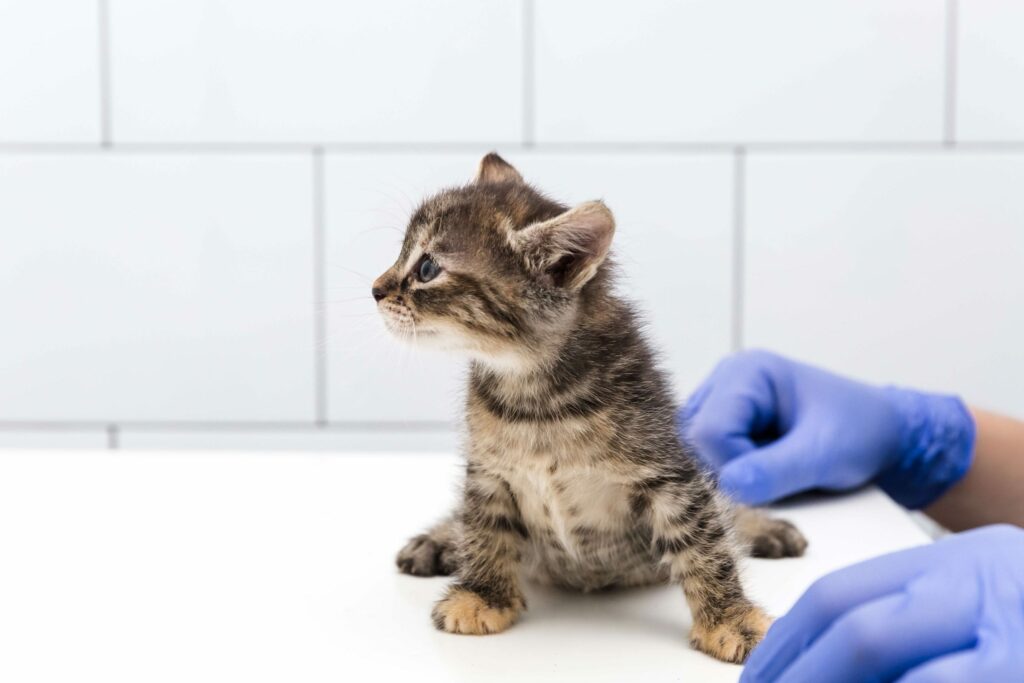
[534, 0, 945, 143]
[4, 2, 1024, 450]
[109, 0, 523, 143]
[958, 1, 1024, 140]
[0, 1, 100, 142]
[0, 154, 315, 422]
[503, 153, 734, 397]
[745, 153, 1024, 416]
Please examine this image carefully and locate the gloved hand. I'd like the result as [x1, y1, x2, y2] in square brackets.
[680, 350, 975, 508]
[741, 524, 1024, 682]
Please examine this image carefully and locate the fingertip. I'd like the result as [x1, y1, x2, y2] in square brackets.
[687, 415, 758, 469]
[674, 406, 691, 439]
[720, 436, 822, 505]
[680, 374, 715, 423]
[739, 619, 787, 682]
[719, 462, 770, 505]
[741, 614, 808, 683]
[738, 648, 764, 682]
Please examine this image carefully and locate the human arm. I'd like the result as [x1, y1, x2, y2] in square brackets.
[925, 407, 1024, 530]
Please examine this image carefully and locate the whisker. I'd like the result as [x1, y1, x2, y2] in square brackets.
[323, 296, 376, 305]
[325, 289, 377, 299]
[327, 264, 374, 283]
[322, 318, 391, 356]
[355, 224, 405, 238]
[328, 312, 379, 319]
[368, 184, 419, 217]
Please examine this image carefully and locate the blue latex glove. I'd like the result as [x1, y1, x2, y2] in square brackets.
[680, 350, 975, 508]
[741, 524, 1024, 682]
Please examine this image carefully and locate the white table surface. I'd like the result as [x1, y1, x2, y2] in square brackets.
[0, 450, 931, 683]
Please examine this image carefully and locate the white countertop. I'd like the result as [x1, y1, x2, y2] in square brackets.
[0, 450, 931, 683]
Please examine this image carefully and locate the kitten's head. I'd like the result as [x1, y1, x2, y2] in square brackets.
[371, 153, 615, 370]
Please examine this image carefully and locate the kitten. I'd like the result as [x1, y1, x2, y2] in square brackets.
[373, 153, 807, 664]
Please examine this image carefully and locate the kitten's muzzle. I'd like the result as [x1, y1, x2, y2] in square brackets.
[371, 286, 386, 303]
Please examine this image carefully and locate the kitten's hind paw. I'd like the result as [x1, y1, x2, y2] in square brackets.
[431, 586, 524, 635]
[690, 605, 771, 664]
[396, 534, 458, 577]
[733, 506, 808, 559]
[748, 517, 808, 559]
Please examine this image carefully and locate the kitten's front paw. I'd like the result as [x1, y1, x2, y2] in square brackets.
[748, 517, 808, 559]
[690, 605, 771, 664]
[396, 534, 458, 577]
[431, 585, 524, 635]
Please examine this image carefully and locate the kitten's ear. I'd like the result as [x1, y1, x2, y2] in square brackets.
[513, 200, 615, 290]
[474, 152, 523, 185]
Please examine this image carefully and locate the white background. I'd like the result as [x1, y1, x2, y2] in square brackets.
[1, 0, 1023, 450]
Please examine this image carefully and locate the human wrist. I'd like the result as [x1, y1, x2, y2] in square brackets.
[876, 387, 976, 509]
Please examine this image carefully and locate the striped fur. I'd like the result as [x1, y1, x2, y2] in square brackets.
[376, 154, 806, 664]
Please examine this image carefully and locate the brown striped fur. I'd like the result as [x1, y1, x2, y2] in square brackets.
[375, 153, 806, 664]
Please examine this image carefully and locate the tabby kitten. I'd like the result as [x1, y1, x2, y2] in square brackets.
[373, 154, 806, 664]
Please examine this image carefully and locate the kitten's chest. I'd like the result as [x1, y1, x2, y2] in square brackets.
[498, 461, 633, 552]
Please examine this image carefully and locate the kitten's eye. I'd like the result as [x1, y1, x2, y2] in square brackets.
[417, 255, 441, 283]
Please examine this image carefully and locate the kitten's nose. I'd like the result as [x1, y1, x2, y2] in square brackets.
[371, 286, 386, 302]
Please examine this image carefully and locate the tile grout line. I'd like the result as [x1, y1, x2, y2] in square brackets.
[944, 0, 958, 146]
[0, 421, 453, 433]
[98, 0, 113, 147]
[313, 147, 328, 427]
[3, 141, 1024, 155]
[730, 147, 746, 353]
[521, 0, 536, 147]
[106, 424, 120, 449]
